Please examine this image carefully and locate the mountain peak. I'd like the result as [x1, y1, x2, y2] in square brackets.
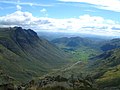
[13, 27, 39, 39]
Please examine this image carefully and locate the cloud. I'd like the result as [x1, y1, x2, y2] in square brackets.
[0, 0, 53, 7]
[16, 5, 22, 11]
[40, 8, 48, 17]
[40, 8, 47, 13]
[0, 11, 50, 28]
[112, 27, 120, 30]
[0, 11, 120, 37]
[58, 0, 120, 12]
[84, 9, 96, 12]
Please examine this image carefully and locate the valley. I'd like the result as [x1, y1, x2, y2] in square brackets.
[0, 0, 120, 89]
[0, 27, 120, 90]
[51, 37, 102, 63]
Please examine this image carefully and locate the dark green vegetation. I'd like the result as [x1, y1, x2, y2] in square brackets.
[0, 27, 68, 85]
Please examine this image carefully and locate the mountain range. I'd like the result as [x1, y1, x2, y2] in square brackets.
[0, 27, 68, 84]
[0, 27, 120, 90]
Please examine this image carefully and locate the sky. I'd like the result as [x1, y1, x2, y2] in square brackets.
[0, 0, 120, 37]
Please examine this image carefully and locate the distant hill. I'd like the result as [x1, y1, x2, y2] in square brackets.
[52, 37, 94, 48]
[52, 37, 120, 52]
[101, 38, 120, 51]
[0, 27, 67, 84]
[37, 31, 113, 41]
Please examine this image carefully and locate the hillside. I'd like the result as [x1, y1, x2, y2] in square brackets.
[0, 27, 68, 84]
[101, 38, 120, 51]
[87, 48, 120, 88]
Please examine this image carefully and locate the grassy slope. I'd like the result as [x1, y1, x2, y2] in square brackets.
[0, 27, 68, 84]
[85, 49, 120, 88]
[96, 65, 120, 87]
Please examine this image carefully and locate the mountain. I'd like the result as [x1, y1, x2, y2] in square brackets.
[52, 37, 94, 48]
[101, 38, 120, 51]
[52, 37, 120, 52]
[87, 48, 120, 89]
[37, 31, 113, 41]
[0, 27, 67, 84]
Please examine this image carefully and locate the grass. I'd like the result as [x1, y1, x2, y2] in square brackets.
[96, 65, 120, 87]
[57, 44, 100, 62]
[69, 46, 100, 62]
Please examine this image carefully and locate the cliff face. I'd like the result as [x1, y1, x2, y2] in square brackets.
[0, 27, 67, 83]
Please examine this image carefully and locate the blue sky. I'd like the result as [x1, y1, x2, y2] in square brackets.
[0, 0, 120, 36]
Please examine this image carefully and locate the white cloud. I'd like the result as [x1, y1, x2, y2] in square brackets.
[40, 8, 48, 17]
[40, 8, 47, 13]
[0, 11, 50, 28]
[0, 0, 52, 7]
[16, 5, 22, 11]
[0, 11, 120, 37]
[58, 0, 120, 12]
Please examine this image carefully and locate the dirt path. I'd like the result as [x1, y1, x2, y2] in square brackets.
[63, 60, 82, 71]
